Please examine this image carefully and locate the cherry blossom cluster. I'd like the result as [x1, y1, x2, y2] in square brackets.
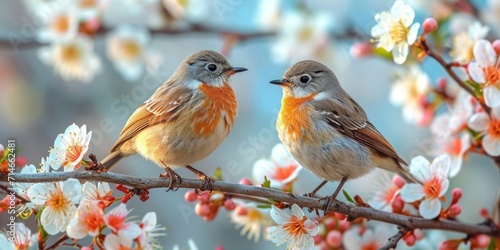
[21, 0, 351, 83]
[362, 0, 500, 179]
[0, 124, 165, 249]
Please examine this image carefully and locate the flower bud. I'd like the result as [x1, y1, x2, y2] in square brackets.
[184, 190, 198, 203]
[199, 192, 211, 202]
[338, 219, 351, 233]
[238, 178, 253, 186]
[449, 204, 462, 217]
[492, 40, 500, 55]
[223, 199, 236, 211]
[195, 202, 211, 216]
[235, 206, 247, 216]
[392, 175, 406, 188]
[422, 18, 438, 34]
[392, 195, 405, 213]
[451, 188, 463, 204]
[404, 234, 416, 246]
[313, 235, 322, 245]
[438, 239, 462, 250]
[437, 77, 447, 90]
[334, 212, 346, 220]
[471, 234, 491, 248]
[350, 42, 375, 58]
[326, 230, 342, 248]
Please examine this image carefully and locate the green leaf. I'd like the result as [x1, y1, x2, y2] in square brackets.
[373, 47, 393, 61]
[257, 204, 272, 209]
[36, 207, 49, 242]
[343, 190, 355, 204]
[1, 147, 10, 162]
[262, 176, 272, 188]
[213, 167, 223, 181]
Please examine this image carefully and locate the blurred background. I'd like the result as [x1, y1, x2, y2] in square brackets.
[0, 0, 498, 249]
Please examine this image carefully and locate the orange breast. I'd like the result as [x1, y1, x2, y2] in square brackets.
[277, 93, 316, 142]
[193, 83, 238, 137]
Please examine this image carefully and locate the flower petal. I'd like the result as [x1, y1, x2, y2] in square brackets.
[392, 42, 409, 64]
[290, 204, 304, 218]
[141, 212, 157, 231]
[26, 183, 49, 206]
[400, 183, 425, 202]
[468, 62, 485, 83]
[473, 39, 496, 68]
[303, 219, 319, 236]
[62, 178, 82, 203]
[407, 23, 420, 45]
[409, 156, 431, 181]
[419, 198, 441, 219]
[482, 134, 500, 156]
[467, 112, 490, 132]
[270, 206, 291, 224]
[268, 226, 289, 246]
[484, 86, 500, 108]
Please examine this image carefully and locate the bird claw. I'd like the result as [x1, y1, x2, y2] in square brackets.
[196, 172, 214, 193]
[159, 168, 182, 191]
[319, 195, 334, 216]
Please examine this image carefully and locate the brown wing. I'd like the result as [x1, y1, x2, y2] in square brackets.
[315, 98, 407, 166]
[110, 84, 193, 152]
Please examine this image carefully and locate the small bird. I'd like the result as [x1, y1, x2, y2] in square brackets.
[270, 60, 418, 210]
[101, 50, 247, 190]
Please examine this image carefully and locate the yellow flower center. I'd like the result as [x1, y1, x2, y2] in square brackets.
[62, 145, 83, 167]
[247, 208, 263, 221]
[52, 15, 70, 33]
[79, 0, 97, 8]
[282, 215, 307, 238]
[297, 26, 314, 42]
[423, 177, 441, 199]
[178, 0, 188, 7]
[483, 65, 500, 86]
[446, 138, 463, 156]
[273, 165, 297, 181]
[362, 242, 379, 250]
[46, 188, 70, 212]
[389, 19, 408, 44]
[488, 118, 500, 139]
[60, 44, 82, 63]
[118, 39, 142, 62]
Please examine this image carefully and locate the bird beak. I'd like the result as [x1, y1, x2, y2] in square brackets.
[269, 79, 291, 86]
[228, 67, 248, 74]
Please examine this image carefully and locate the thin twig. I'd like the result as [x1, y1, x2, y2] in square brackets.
[0, 183, 29, 203]
[1, 171, 499, 238]
[0, 23, 362, 51]
[379, 225, 411, 250]
[419, 37, 491, 114]
[46, 234, 69, 250]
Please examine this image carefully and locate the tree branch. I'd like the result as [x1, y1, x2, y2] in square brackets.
[379, 226, 410, 250]
[2, 171, 499, 238]
[418, 37, 491, 115]
[0, 23, 363, 51]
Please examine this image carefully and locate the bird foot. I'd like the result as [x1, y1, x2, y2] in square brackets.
[196, 172, 214, 193]
[159, 168, 182, 191]
[185, 165, 214, 193]
[319, 195, 335, 216]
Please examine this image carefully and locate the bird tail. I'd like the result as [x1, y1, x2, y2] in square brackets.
[101, 151, 125, 170]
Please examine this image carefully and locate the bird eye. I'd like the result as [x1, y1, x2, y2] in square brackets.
[299, 75, 310, 84]
[206, 64, 217, 72]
